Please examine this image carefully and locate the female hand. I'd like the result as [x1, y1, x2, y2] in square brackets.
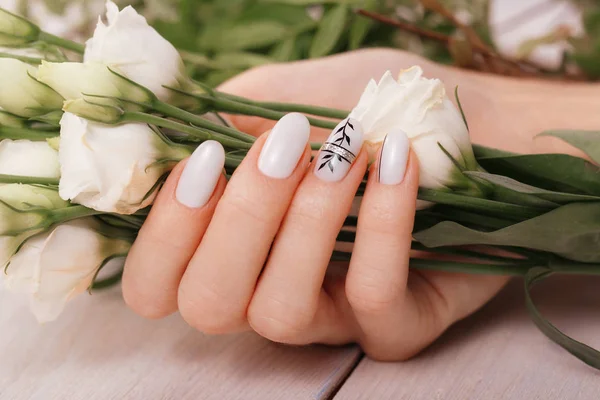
[124, 109, 448, 359]
[122, 48, 600, 360]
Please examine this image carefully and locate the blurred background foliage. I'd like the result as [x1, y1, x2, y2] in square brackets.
[3, 0, 600, 85]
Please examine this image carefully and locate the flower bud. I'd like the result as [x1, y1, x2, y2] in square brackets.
[0, 109, 26, 128]
[0, 8, 40, 46]
[0, 184, 67, 236]
[58, 112, 191, 214]
[0, 58, 64, 117]
[0, 139, 60, 178]
[0, 184, 68, 268]
[63, 99, 124, 124]
[84, 1, 194, 102]
[37, 61, 154, 108]
[3, 219, 132, 323]
[349, 66, 478, 191]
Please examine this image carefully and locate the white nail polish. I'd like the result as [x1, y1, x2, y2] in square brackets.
[378, 129, 410, 185]
[314, 118, 363, 182]
[176, 140, 225, 208]
[258, 113, 310, 179]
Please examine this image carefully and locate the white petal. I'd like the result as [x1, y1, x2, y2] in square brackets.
[0, 140, 60, 178]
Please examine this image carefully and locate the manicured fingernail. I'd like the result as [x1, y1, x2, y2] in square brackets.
[378, 129, 410, 185]
[258, 113, 310, 179]
[176, 140, 225, 208]
[314, 118, 363, 182]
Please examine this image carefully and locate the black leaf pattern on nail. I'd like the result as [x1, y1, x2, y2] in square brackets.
[318, 118, 355, 174]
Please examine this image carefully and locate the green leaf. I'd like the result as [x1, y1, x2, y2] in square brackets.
[258, 0, 359, 4]
[476, 153, 600, 196]
[539, 130, 600, 165]
[212, 52, 274, 69]
[240, 3, 313, 25]
[270, 37, 298, 61]
[473, 144, 517, 159]
[348, 0, 377, 50]
[465, 171, 600, 204]
[525, 268, 600, 370]
[199, 21, 288, 51]
[309, 4, 349, 58]
[204, 69, 245, 87]
[414, 202, 600, 263]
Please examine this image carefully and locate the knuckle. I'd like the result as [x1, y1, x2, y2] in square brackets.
[247, 296, 314, 345]
[410, 272, 454, 334]
[178, 284, 245, 335]
[346, 274, 401, 315]
[286, 196, 333, 230]
[122, 283, 174, 320]
[223, 190, 275, 226]
[360, 203, 402, 238]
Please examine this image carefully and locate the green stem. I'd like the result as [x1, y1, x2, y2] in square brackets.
[192, 94, 339, 130]
[0, 174, 59, 185]
[218, 91, 350, 120]
[330, 251, 534, 275]
[51, 205, 103, 224]
[152, 100, 256, 144]
[418, 188, 543, 221]
[38, 31, 84, 53]
[124, 112, 252, 150]
[0, 52, 43, 64]
[408, 258, 533, 275]
[0, 126, 58, 141]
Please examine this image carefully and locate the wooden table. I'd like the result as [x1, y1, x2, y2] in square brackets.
[2, 276, 599, 400]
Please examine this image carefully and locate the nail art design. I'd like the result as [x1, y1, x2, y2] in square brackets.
[314, 118, 363, 182]
[378, 129, 410, 185]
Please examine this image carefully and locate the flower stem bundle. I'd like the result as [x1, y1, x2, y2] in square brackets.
[1, 1, 600, 370]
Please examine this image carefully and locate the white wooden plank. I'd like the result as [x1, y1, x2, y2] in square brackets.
[0, 286, 361, 400]
[335, 276, 600, 400]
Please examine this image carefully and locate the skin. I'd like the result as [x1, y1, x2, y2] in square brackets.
[122, 49, 600, 361]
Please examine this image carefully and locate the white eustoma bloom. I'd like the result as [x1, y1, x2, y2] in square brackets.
[3, 219, 132, 323]
[349, 66, 477, 190]
[0, 183, 69, 267]
[84, 0, 190, 101]
[58, 112, 190, 214]
[0, 58, 64, 117]
[0, 139, 60, 178]
[489, 0, 583, 70]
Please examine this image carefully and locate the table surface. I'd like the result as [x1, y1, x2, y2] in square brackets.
[2, 275, 599, 400]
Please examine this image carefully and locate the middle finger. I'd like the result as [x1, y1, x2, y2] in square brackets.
[178, 113, 311, 333]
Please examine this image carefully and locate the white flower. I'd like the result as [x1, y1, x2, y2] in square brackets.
[84, 0, 190, 101]
[58, 112, 190, 214]
[489, 0, 583, 70]
[3, 219, 132, 323]
[0, 58, 64, 117]
[349, 66, 477, 190]
[0, 183, 69, 267]
[0, 139, 60, 178]
[37, 61, 153, 106]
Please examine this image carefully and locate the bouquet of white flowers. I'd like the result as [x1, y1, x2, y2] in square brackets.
[1, 1, 600, 369]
